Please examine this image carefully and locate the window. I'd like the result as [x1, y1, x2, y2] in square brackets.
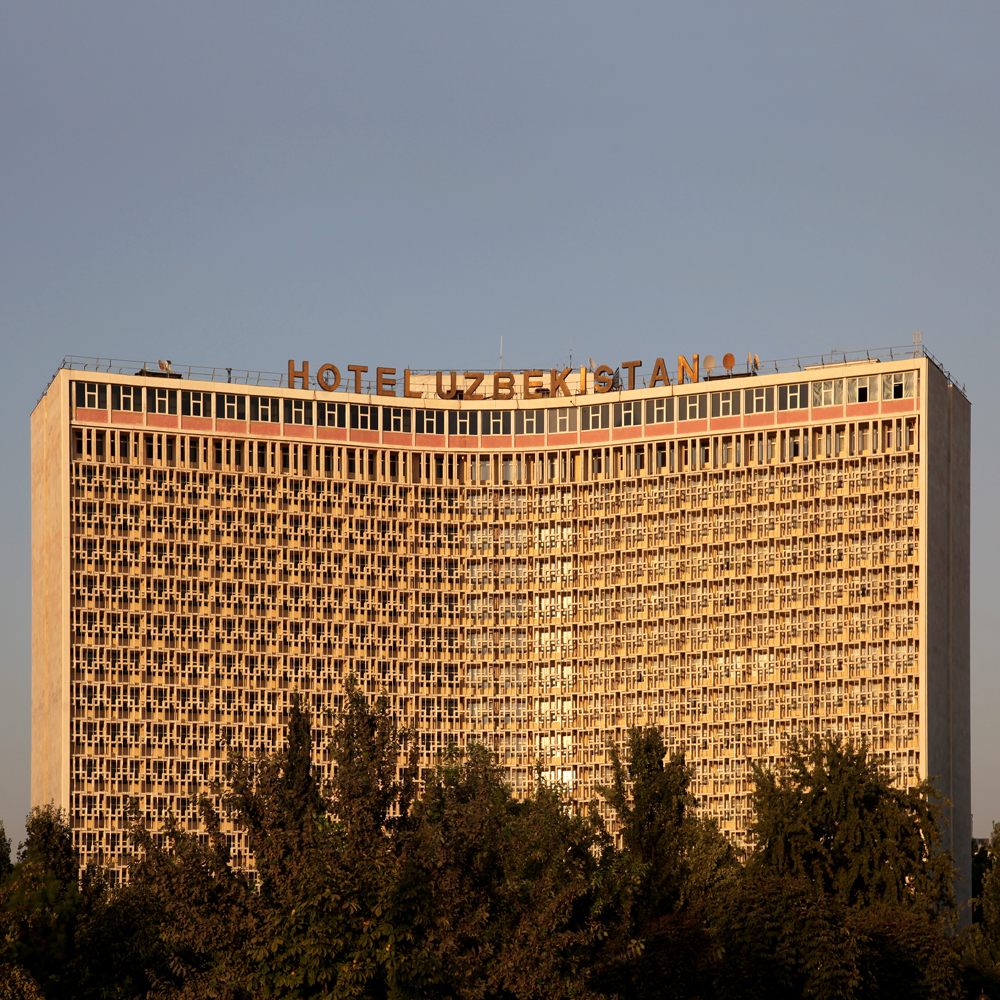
[743, 387, 774, 414]
[581, 404, 610, 430]
[711, 390, 741, 417]
[181, 391, 212, 417]
[547, 407, 577, 433]
[415, 410, 445, 435]
[882, 372, 915, 400]
[447, 410, 478, 435]
[250, 397, 280, 422]
[847, 376, 879, 403]
[777, 383, 809, 410]
[811, 380, 843, 408]
[216, 393, 246, 420]
[147, 388, 177, 414]
[514, 409, 544, 434]
[482, 410, 512, 435]
[317, 401, 347, 428]
[677, 393, 708, 421]
[384, 407, 412, 433]
[613, 401, 642, 427]
[348, 404, 376, 430]
[644, 397, 674, 424]
[75, 382, 107, 409]
[283, 398, 314, 425]
[111, 385, 141, 412]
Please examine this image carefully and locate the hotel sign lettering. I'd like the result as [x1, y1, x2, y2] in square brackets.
[288, 353, 737, 399]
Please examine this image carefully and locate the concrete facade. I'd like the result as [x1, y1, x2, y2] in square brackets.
[31, 350, 970, 905]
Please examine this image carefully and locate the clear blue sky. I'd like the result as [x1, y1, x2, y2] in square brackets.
[2, 2, 998, 843]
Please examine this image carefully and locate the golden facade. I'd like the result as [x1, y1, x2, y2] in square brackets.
[31, 352, 970, 890]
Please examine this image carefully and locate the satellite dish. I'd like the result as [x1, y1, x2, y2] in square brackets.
[722, 353, 736, 371]
[158, 359, 174, 374]
[703, 355, 716, 374]
[588, 358, 596, 371]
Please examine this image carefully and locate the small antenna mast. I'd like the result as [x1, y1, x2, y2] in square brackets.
[500, 335, 503, 370]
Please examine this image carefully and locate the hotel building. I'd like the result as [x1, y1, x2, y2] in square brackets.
[31, 348, 970, 894]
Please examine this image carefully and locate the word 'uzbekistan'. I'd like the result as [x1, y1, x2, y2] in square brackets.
[289, 354, 738, 397]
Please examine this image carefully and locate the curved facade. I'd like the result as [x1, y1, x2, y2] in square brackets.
[32, 351, 969, 900]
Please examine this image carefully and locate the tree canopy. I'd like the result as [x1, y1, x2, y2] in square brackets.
[750, 736, 956, 916]
[0, 695, 984, 999]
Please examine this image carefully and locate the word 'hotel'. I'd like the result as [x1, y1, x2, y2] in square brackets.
[31, 347, 970, 896]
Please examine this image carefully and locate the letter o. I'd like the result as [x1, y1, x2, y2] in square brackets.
[317, 364, 341, 392]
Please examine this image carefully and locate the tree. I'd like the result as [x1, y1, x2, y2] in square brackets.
[596, 728, 736, 1000]
[963, 822, 1000, 995]
[120, 796, 255, 999]
[0, 822, 12, 884]
[750, 736, 956, 916]
[601, 728, 692, 918]
[225, 684, 419, 998]
[973, 836, 993, 923]
[17, 805, 77, 886]
[399, 743, 628, 999]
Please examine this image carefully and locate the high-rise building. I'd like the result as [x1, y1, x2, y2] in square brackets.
[32, 348, 969, 899]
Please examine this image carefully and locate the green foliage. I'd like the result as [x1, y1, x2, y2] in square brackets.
[600, 728, 692, 916]
[963, 823, 1000, 996]
[0, 961, 46, 1000]
[972, 834, 993, 927]
[219, 682, 422, 998]
[17, 805, 77, 887]
[750, 736, 956, 916]
[0, 720, 980, 999]
[398, 743, 627, 998]
[0, 822, 12, 884]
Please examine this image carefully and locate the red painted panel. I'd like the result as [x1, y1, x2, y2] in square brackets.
[776, 410, 808, 424]
[75, 408, 109, 423]
[810, 406, 843, 421]
[111, 411, 143, 425]
[217, 419, 247, 434]
[316, 427, 348, 442]
[742, 413, 774, 429]
[284, 425, 315, 439]
[414, 434, 446, 447]
[448, 435, 478, 448]
[147, 413, 178, 429]
[382, 432, 412, 447]
[710, 416, 741, 431]
[349, 429, 379, 444]
[881, 398, 915, 414]
[676, 419, 708, 433]
[181, 416, 213, 431]
[548, 432, 577, 446]
[249, 421, 280, 436]
[845, 402, 879, 417]
[611, 427, 642, 442]
[580, 430, 610, 445]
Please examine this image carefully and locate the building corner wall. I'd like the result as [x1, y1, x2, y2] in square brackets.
[31, 374, 70, 814]
[924, 362, 971, 917]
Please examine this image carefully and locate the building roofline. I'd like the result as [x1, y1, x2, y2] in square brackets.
[38, 343, 967, 408]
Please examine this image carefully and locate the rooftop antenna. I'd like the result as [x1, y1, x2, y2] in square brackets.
[158, 359, 173, 374]
[500, 335, 503, 370]
[912, 331, 923, 357]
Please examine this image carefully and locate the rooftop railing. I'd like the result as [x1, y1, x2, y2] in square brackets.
[45, 343, 963, 401]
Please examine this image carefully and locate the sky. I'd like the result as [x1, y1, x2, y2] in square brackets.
[1, 2, 998, 844]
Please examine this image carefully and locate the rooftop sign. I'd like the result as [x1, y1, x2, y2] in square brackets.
[289, 353, 740, 399]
